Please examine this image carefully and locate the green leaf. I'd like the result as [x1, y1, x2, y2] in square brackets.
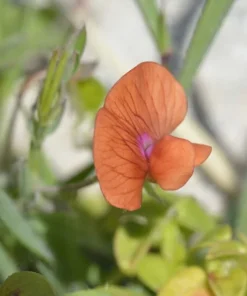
[0, 243, 18, 280]
[16, 161, 33, 200]
[238, 232, 247, 246]
[206, 241, 247, 260]
[67, 286, 146, 296]
[0, 190, 53, 263]
[31, 213, 88, 283]
[192, 225, 232, 250]
[179, 0, 234, 92]
[234, 178, 247, 235]
[144, 182, 172, 207]
[36, 262, 66, 296]
[158, 267, 208, 296]
[136, 0, 170, 54]
[37, 50, 59, 120]
[73, 26, 87, 74]
[113, 199, 168, 275]
[0, 271, 56, 296]
[114, 225, 151, 276]
[65, 163, 94, 184]
[28, 148, 56, 185]
[137, 254, 178, 292]
[67, 291, 110, 296]
[161, 220, 187, 263]
[0, 67, 21, 106]
[153, 185, 178, 205]
[208, 267, 247, 296]
[0, 3, 66, 69]
[72, 77, 106, 114]
[173, 197, 216, 233]
[38, 50, 68, 125]
[206, 258, 242, 277]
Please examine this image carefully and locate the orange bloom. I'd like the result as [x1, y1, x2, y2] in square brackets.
[93, 62, 212, 211]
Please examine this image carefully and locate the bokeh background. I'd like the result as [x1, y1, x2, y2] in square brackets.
[8, 0, 247, 214]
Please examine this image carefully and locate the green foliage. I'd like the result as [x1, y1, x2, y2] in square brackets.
[0, 271, 56, 296]
[73, 27, 87, 75]
[173, 197, 216, 233]
[158, 267, 210, 296]
[178, 0, 235, 92]
[234, 178, 247, 236]
[0, 244, 18, 279]
[136, 0, 170, 55]
[0, 1, 244, 296]
[0, 190, 53, 263]
[67, 286, 147, 296]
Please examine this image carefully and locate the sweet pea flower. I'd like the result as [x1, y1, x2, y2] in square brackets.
[93, 62, 212, 211]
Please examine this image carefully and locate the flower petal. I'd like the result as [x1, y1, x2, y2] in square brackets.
[93, 108, 148, 211]
[104, 62, 187, 139]
[149, 135, 195, 190]
[193, 144, 212, 166]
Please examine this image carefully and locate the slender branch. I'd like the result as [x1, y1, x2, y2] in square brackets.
[1, 70, 46, 167]
[144, 182, 168, 206]
[36, 175, 98, 194]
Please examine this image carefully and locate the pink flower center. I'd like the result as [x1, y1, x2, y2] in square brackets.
[137, 133, 154, 159]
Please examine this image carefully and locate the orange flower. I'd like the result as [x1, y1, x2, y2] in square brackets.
[93, 62, 212, 211]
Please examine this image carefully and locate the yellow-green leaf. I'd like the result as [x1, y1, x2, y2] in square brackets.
[72, 77, 106, 114]
[161, 220, 187, 263]
[0, 271, 56, 296]
[174, 198, 216, 233]
[158, 267, 207, 296]
[137, 254, 178, 292]
[67, 285, 146, 296]
[208, 267, 247, 296]
[192, 225, 232, 250]
[206, 241, 247, 260]
[114, 225, 151, 276]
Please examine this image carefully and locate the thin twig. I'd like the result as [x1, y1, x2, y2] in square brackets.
[1, 70, 46, 167]
[36, 175, 98, 194]
[144, 182, 168, 206]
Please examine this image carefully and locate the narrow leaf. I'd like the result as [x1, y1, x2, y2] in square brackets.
[38, 50, 68, 124]
[73, 26, 87, 74]
[136, 0, 170, 54]
[36, 262, 65, 296]
[179, 0, 234, 92]
[234, 178, 247, 235]
[0, 190, 53, 263]
[0, 243, 19, 280]
[38, 50, 59, 118]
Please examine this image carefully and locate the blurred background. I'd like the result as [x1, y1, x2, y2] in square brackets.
[0, 0, 247, 295]
[4, 0, 247, 214]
